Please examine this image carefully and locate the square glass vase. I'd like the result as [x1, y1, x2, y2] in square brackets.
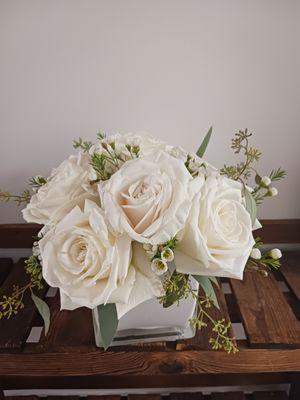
[92, 278, 199, 347]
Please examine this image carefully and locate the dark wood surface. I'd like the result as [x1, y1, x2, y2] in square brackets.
[1, 220, 299, 248]
[0, 391, 290, 400]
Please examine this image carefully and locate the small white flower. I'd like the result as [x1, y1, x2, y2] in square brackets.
[161, 248, 174, 262]
[261, 176, 271, 186]
[268, 187, 278, 197]
[250, 248, 261, 260]
[270, 248, 282, 259]
[151, 258, 168, 276]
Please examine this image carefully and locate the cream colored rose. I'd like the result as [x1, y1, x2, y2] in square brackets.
[22, 153, 97, 225]
[100, 151, 194, 245]
[175, 175, 255, 279]
[39, 200, 162, 315]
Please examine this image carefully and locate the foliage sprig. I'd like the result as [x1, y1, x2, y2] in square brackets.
[0, 189, 31, 205]
[0, 255, 43, 320]
[159, 272, 238, 353]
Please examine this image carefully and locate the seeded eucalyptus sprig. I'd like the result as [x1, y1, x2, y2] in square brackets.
[0, 189, 31, 205]
[0, 255, 43, 320]
[158, 272, 237, 353]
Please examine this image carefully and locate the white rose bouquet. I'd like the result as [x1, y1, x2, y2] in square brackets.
[0, 128, 286, 351]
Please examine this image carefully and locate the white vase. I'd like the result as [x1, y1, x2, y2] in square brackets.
[92, 278, 199, 347]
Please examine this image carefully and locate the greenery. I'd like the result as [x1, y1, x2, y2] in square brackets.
[0, 189, 31, 205]
[221, 129, 286, 206]
[247, 238, 281, 275]
[159, 272, 237, 353]
[29, 176, 47, 189]
[73, 137, 93, 153]
[0, 255, 44, 320]
[196, 126, 213, 158]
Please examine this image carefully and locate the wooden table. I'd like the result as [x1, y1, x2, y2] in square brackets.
[0, 223, 299, 400]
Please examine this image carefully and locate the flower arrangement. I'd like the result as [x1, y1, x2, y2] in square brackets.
[0, 128, 286, 351]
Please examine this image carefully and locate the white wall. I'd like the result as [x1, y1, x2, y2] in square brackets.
[0, 0, 299, 223]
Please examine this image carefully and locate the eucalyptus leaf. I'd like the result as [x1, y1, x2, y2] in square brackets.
[97, 303, 118, 350]
[208, 275, 219, 288]
[196, 126, 213, 158]
[31, 292, 50, 335]
[192, 275, 220, 309]
[243, 185, 257, 226]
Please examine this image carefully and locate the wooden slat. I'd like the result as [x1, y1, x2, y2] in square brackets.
[253, 391, 288, 400]
[280, 251, 300, 301]
[0, 349, 300, 389]
[37, 292, 96, 352]
[128, 396, 162, 400]
[1, 219, 299, 249]
[0, 259, 48, 352]
[211, 392, 246, 400]
[0, 257, 12, 286]
[0, 224, 41, 248]
[170, 393, 204, 399]
[257, 219, 300, 243]
[230, 270, 300, 347]
[87, 397, 122, 400]
[176, 280, 235, 350]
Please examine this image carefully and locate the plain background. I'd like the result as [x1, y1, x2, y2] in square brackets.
[0, 0, 299, 223]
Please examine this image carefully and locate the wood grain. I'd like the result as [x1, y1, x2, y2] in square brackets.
[230, 270, 300, 347]
[0, 349, 299, 389]
[280, 251, 300, 301]
[37, 293, 96, 353]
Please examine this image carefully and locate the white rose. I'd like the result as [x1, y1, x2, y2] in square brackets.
[100, 151, 194, 245]
[22, 153, 97, 225]
[39, 200, 162, 316]
[175, 175, 255, 279]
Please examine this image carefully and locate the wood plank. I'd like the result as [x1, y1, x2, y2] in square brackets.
[253, 391, 288, 400]
[257, 219, 300, 243]
[280, 251, 300, 301]
[37, 292, 96, 352]
[0, 348, 299, 389]
[0, 258, 12, 286]
[176, 279, 235, 350]
[128, 396, 162, 400]
[87, 397, 122, 400]
[1, 219, 299, 249]
[0, 259, 48, 352]
[170, 393, 204, 399]
[0, 224, 41, 248]
[211, 392, 246, 400]
[230, 270, 300, 347]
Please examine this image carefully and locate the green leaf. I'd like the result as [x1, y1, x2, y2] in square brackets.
[208, 276, 219, 288]
[196, 126, 213, 158]
[243, 185, 257, 226]
[192, 275, 220, 309]
[97, 303, 118, 350]
[31, 292, 50, 335]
